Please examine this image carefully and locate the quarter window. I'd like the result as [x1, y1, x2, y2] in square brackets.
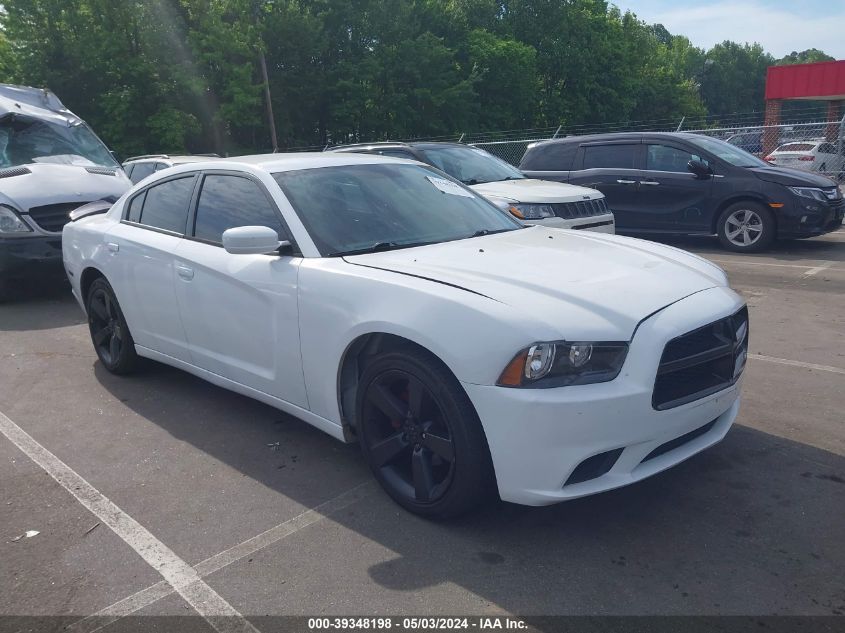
[646, 145, 702, 172]
[129, 162, 155, 184]
[138, 176, 194, 234]
[126, 191, 145, 223]
[193, 174, 285, 244]
[582, 144, 638, 169]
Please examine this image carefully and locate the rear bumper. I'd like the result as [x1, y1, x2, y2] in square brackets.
[0, 235, 64, 279]
[465, 286, 745, 506]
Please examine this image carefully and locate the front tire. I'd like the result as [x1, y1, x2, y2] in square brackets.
[356, 348, 495, 518]
[86, 277, 138, 374]
[717, 202, 776, 252]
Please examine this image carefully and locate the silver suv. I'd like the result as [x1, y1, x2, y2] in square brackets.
[0, 84, 131, 299]
[122, 154, 220, 184]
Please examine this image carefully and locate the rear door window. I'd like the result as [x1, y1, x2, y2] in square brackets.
[520, 142, 577, 171]
[582, 144, 638, 169]
[192, 174, 285, 244]
[137, 176, 195, 234]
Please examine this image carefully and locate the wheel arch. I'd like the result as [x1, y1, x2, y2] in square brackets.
[336, 332, 471, 439]
[711, 195, 777, 234]
[79, 266, 107, 309]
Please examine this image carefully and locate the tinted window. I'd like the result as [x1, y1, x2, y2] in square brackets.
[520, 142, 577, 171]
[139, 176, 194, 233]
[818, 143, 835, 154]
[123, 164, 135, 179]
[273, 164, 521, 256]
[582, 144, 638, 169]
[646, 145, 703, 172]
[129, 162, 155, 184]
[193, 175, 285, 244]
[154, 162, 169, 171]
[126, 191, 145, 223]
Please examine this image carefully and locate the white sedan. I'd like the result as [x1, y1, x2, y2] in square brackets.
[62, 153, 747, 517]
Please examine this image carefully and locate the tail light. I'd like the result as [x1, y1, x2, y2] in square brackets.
[764, 155, 775, 162]
[799, 155, 815, 161]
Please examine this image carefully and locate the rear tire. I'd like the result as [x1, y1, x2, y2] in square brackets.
[86, 277, 138, 374]
[356, 347, 495, 518]
[716, 201, 776, 252]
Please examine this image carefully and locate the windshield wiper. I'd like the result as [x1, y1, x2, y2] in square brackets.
[329, 240, 436, 257]
[468, 228, 515, 238]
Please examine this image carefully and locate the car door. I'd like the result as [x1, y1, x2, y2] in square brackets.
[172, 171, 307, 408]
[638, 142, 714, 232]
[567, 141, 643, 229]
[104, 174, 196, 361]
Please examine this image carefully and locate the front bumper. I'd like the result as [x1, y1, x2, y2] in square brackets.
[777, 195, 844, 238]
[0, 234, 65, 279]
[465, 286, 745, 506]
[534, 213, 616, 234]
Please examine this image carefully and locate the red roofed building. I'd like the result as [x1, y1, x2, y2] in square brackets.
[763, 60, 845, 155]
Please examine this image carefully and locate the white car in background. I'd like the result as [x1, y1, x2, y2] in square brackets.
[63, 153, 746, 517]
[765, 140, 845, 179]
[122, 153, 220, 185]
[328, 142, 616, 233]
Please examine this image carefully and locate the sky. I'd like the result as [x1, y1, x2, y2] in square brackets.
[614, 0, 845, 59]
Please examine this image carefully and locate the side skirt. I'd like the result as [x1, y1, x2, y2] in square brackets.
[135, 345, 349, 443]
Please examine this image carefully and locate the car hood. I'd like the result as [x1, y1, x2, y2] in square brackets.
[470, 179, 603, 203]
[345, 227, 726, 341]
[749, 165, 836, 187]
[0, 163, 131, 211]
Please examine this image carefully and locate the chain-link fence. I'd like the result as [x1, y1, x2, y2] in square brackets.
[468, 116, 845, 182]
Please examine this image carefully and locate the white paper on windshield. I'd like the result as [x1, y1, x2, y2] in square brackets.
[426, 175, 474, 197]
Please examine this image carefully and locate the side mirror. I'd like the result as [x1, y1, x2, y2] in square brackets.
[222, 226, 288, 255]
[687, 158, 712, 178]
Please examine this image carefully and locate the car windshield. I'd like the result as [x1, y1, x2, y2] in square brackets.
[273, 163, 524, 256]
[689, 136, 769, 168]
[418, 145, 525, 185]
[0, 115, 118, 169]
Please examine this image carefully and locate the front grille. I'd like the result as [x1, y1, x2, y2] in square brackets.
[652, 306, 748, 410]
[27, 202, 91, 233]
[0, 166, 31, 178]
[85, 166, 117, 176]
[551, 197, 609, 220]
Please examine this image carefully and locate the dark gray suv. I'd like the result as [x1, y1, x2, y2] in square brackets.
[520, 132, 843, 252]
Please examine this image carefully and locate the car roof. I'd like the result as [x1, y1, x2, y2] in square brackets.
[152, 152, 422, 178]
[124, 154, 220, 164]
[328, 141, 468, 152]
[529, 131, 705, 147]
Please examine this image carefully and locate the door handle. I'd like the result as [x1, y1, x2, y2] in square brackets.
[616, 179, 637, 184]
[107, 242, 119, 252]
[639, 180, 660, 186]
[175, 264, 194, 281]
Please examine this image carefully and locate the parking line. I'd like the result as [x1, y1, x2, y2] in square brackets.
[802, 261, 834, 277]
[0, 410, 260, 633]
[708, 259, 831, 270]
[749, 353, 845, 375]
[67, 481, 376, 633]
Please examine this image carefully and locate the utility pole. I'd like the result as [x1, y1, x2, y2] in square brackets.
[258, 48, 278, 152]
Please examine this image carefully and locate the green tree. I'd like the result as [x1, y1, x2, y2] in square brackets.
[778, 48, 835, 65]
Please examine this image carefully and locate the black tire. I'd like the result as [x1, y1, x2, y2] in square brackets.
[86, 277, 138, 374]
[356, 347, 495, 518]
[716, 201, 776, 252]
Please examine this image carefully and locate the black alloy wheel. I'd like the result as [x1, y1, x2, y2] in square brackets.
[357, 348, 495, 518]
[86, 277, 137, 374]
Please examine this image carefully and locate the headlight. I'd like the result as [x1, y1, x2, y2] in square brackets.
[512, 203, 556, 220]
[787, 186, 827, 202]
[497, 341, 629, 388]
[0, 205, 32, 233]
